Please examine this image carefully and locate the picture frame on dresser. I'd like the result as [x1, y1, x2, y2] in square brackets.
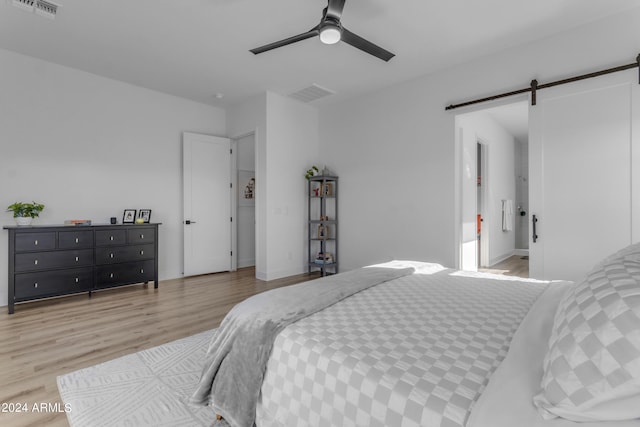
[137, 209, 152, 223]
[123, 209, 136, 224]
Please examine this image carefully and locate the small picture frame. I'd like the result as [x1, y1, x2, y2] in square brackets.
[123, 209, 136, 224]
[317, 224, 330, 239]
[137, 209, 152, 223]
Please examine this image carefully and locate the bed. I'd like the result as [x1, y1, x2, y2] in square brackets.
[189, 246, 640, 427]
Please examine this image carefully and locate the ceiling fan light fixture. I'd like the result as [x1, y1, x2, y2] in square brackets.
[319, 23, 341, 45]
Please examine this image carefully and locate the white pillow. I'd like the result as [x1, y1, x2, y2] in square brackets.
[533, 243, 640, 421]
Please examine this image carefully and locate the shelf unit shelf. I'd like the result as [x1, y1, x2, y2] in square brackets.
[307, 175, 338, 276]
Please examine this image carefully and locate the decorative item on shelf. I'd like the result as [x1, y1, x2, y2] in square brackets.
[317, 224, 330, 239]
[123, 209, 136, 224]
[64, 219, 92, 226]
[137, 209, 152, 223]
[6, 201, 45, 226]
[313, 186, 320, 197]
[305, 165, 319, 180]
[315, 252, 333, 264]
[238, 170, 256, 206]
[321, 166, 336, 176]
[323, 183, 333, 196]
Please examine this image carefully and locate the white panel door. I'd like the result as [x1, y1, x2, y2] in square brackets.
[529, 72, 638, 281]
[183, 132, 231, 276]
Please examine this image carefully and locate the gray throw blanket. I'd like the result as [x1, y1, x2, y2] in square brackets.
[189, 265, 415, 427]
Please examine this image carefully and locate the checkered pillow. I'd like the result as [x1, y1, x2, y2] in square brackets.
[533, 243, 640, 421]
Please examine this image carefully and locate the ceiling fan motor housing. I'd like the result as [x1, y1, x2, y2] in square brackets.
[319, 17, 342, 44]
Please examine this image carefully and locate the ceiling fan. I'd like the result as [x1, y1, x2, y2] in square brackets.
[249, 0, 395, 62]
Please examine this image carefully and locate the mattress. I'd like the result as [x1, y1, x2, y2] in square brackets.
[256, 266, 549, 427]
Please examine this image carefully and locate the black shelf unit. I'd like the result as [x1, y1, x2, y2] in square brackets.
[308, 175, 338, 276]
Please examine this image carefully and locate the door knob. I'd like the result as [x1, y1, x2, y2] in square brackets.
[185, 220, 197, 225]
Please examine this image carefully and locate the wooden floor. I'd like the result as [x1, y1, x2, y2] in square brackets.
[0, 268, 319, 427]
[479, 255, 529, 278]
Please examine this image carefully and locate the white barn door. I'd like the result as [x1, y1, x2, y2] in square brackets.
[529, 71, 639, 282]
[183, 132, 231, 276]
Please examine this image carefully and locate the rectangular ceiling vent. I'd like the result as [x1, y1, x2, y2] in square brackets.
[289, 84, 335, 103]
[11, 0, 35, 11]
[35, 0, 59, 19]
[10, 0, 59, 19]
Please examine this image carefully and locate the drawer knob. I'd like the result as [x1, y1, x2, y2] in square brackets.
[34, 240, 38, 246]
[110, 253, 114, 259]
[110, 273, 114, 278]
[110, 236, 114, 241]
[140, 269, 144, 274]
[140, 234, 144, 239]
[75, 256, 79, 262]
[75, 237, 79, 243]
[34, 282, 38, 288]
[140, 250, 144, 255]
[75, 277, 79, 283]
[34, 259, 38, 265]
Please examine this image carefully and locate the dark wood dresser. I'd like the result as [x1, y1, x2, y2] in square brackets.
[3, 223, 160, 314]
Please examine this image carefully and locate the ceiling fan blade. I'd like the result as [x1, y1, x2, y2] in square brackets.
[325, 0, 346, 20]
[341, 28, 395, 62]
[250, 27, 320, 55]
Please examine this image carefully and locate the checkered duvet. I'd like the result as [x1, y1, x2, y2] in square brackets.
[257, 269, 547, 427]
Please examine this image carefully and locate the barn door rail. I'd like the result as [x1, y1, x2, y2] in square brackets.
[445, 53, 640, 111]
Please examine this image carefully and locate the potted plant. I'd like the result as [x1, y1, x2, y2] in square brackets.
[305, 166, 319, 180]
[6, 201, 45, 226]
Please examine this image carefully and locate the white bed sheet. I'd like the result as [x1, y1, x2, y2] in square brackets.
[467, 282, 640, 427]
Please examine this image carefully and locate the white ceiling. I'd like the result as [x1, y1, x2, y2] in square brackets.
[1, 0, 639, 109]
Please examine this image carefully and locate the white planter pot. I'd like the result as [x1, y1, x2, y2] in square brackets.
[15, 217, 33, 226]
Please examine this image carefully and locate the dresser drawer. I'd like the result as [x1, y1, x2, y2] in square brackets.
[95, 230, 127, 246]
[15, 249, 94, 272]
[127, 227, 155, 244]
[14, 268, 93, 300]
[95, 260, 155, 288]
[59, 230, 94, 249]
[15, 232, 56, 252]
[95, 244, 155, 265]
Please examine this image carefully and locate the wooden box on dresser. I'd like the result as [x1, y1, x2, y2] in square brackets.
[3, 223, 160, 314]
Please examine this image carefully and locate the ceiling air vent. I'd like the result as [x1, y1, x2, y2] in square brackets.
[11, 0, 35, 11]
[35, 0, 59, 19]
[289, 84, 335, 103]
[10, 0, 60, 19]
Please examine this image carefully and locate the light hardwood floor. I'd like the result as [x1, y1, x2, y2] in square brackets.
[479, 255, 529, 278]
[0, 268, 319, 427]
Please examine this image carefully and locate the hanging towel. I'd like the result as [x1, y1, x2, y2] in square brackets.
[502, 199, 514, 231]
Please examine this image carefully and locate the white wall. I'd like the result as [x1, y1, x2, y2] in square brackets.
[263, 92, 319, 280]
[319, 7, 640, 271]
[0, 48, 226, 308]
[227, 92, 320, 280]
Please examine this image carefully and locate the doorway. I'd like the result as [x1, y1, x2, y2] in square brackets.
[235, 133, 256, 269]
[456, 101, 529, 276]
[476, 142, 489, 268]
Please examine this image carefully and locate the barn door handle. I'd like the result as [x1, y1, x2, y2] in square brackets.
[532, 215, 539, 243]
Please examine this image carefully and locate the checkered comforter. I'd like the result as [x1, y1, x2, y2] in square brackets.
[257, 269, 547, 427]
